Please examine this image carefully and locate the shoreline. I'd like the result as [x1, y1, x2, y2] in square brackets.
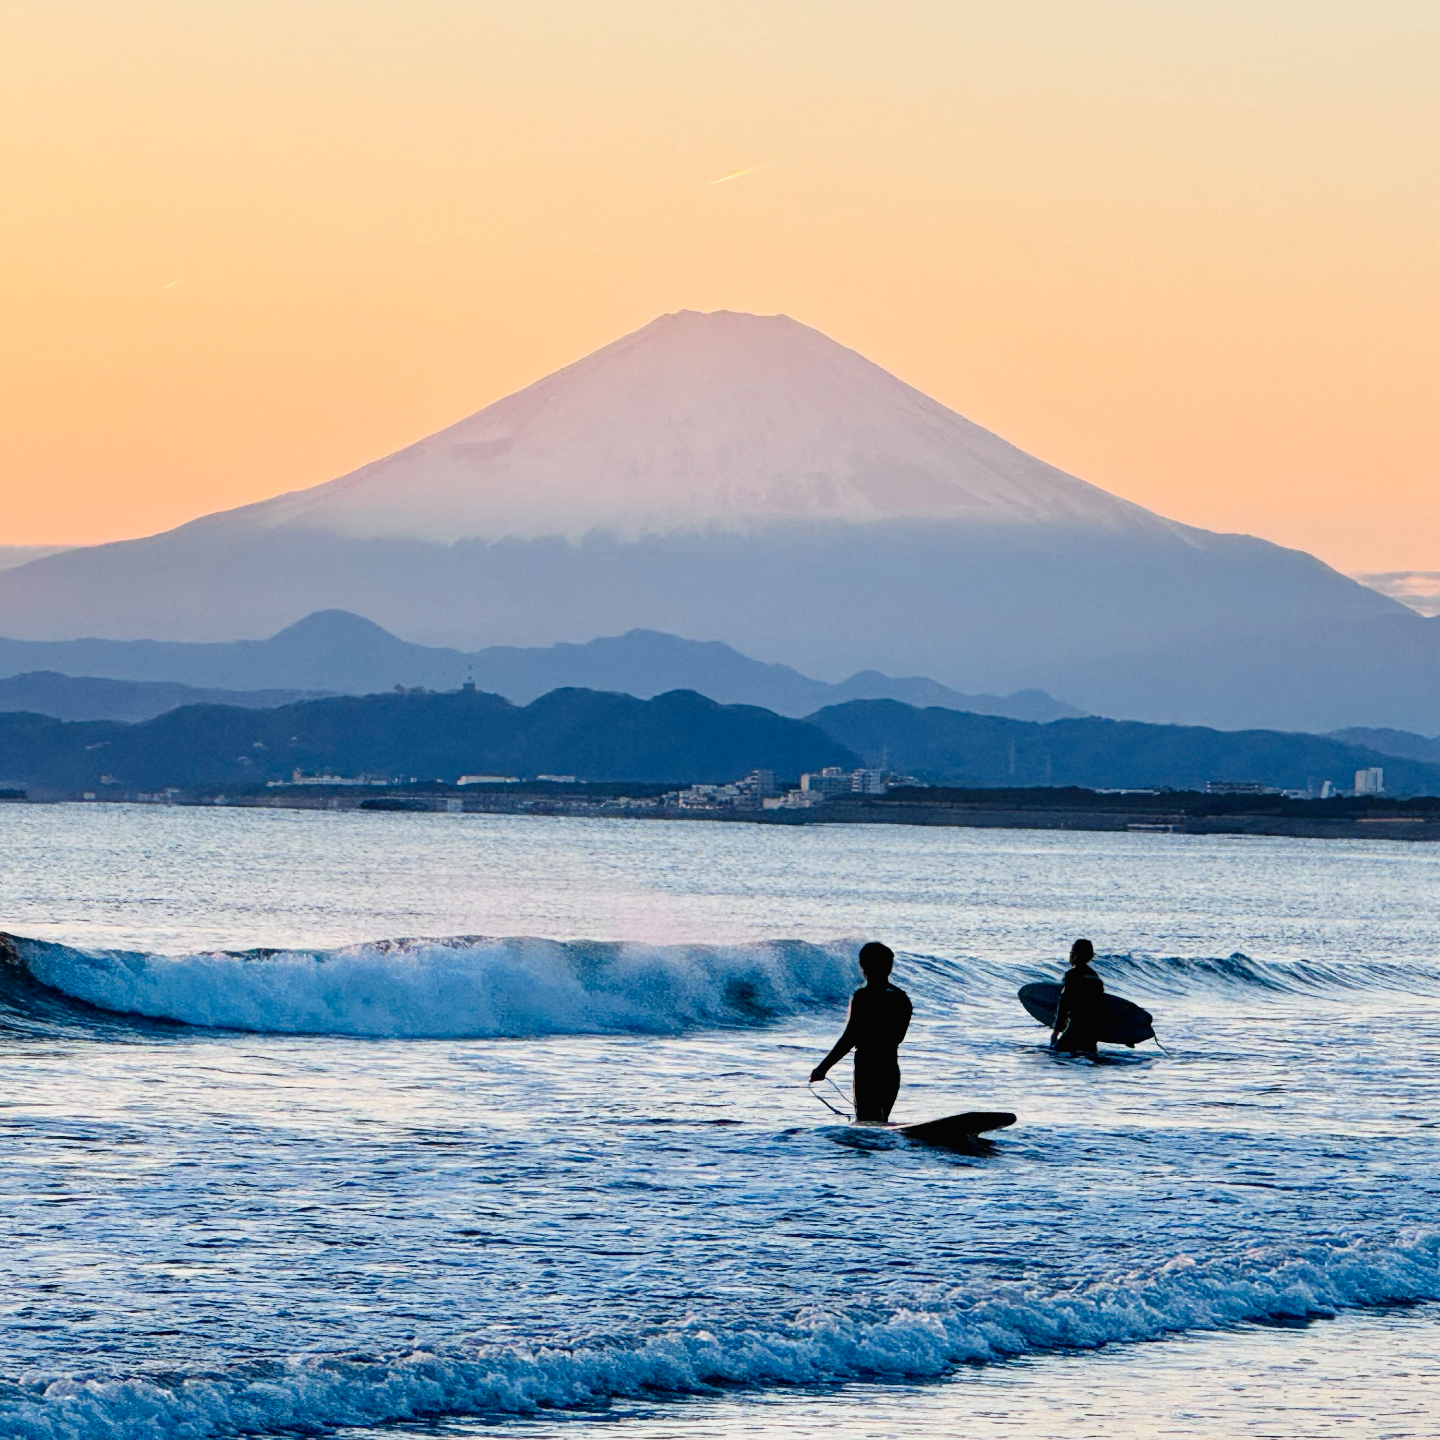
[9, 785, 1440, 843]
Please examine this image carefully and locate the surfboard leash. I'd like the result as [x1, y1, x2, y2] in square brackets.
[807, 1077, 854, 1121]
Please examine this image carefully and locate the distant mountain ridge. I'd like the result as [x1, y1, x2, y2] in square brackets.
[811, 700, 1440, 796]
[0, 610, 1083, 722]
[3, 684, 1434, 799]
[0, 672, 327, 724]
[1329, 726, 1440, 766]
[0, 688, 859, 793]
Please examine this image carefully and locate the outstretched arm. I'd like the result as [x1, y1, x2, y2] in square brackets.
[810, 1005, 857, 1082]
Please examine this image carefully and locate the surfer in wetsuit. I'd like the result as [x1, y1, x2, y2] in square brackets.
[810, 942, 913, 1122]
[1051, 938, 1104, 1054]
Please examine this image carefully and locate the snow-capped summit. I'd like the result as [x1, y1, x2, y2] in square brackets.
[222, 309, 1166, 543]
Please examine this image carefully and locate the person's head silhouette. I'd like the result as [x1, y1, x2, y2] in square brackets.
[1069, 938, 1095, 968]
[859, 941, 894, 982]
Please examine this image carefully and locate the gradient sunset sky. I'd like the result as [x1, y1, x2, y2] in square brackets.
[2, 1, 1437, 573]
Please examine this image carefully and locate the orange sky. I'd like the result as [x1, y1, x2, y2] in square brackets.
[2, 1, 1437, 572]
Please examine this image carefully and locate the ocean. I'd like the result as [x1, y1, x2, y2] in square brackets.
[2, 803, 1438, 1438]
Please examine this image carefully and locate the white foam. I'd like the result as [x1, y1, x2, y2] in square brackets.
[11, 935, 853, 1039]
[14, 932, 1437, 1042]
[6, 1235, 1438, 1438]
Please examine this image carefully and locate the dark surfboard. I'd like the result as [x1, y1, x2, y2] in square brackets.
[898, 1111, 1016, 1148]
[1018, 981, 1155, 1047]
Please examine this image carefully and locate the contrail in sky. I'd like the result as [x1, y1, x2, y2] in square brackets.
[709, 163, 773, 186]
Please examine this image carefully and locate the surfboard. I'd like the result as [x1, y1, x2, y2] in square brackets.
[898, 1111, 1017, 1148]
[1018, 981, 1155, 1047]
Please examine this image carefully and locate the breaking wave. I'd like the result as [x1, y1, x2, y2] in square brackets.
[0, 933, 854, 1040]
[881, 947, 1440, 1009]
[1091, 949, 1440, 999]
[4, 928, 1435, 1043]
[4, 1234, 1437, 1438]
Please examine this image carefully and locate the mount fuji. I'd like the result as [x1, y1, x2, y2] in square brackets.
[1, 310, 1427, 731]
[210, 307, 1165, 542]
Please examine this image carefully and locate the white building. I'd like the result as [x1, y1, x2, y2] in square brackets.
[1354, 767, 1384, 797]
[850, 769, 888, 795]
[744, 768, 777, 798]
[800, 767, 854, 798]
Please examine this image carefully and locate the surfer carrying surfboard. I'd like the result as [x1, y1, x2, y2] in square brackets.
[809, 942, 913, 1122]
[1051, 938, 1105, 1054]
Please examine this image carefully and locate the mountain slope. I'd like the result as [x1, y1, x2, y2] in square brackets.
[0, 546, 70, 574]
[203, 309, 1165, 543]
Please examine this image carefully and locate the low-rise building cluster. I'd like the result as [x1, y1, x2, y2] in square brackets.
[663, 768, 777, 811]
[660, 766, 920, 812]
[766, 765, 921, 807]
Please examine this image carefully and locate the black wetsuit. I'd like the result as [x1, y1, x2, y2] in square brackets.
[1052, 962, 1104, 1053]
[818, 982, 913, 1121]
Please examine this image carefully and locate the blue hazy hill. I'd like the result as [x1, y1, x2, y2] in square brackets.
[808, 700, 1440, 795]
[0, 610, 1082, 722]
[0, 671, 326, 723]
[2, 686, 1436, 798]
[0, 688, 859, 792]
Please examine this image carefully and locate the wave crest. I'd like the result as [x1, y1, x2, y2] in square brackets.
[2, 934, 854, 1039]
[1092, 949, 1440, 998]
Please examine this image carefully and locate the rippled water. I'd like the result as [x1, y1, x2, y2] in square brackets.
[1, 803, 1438, 1438]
